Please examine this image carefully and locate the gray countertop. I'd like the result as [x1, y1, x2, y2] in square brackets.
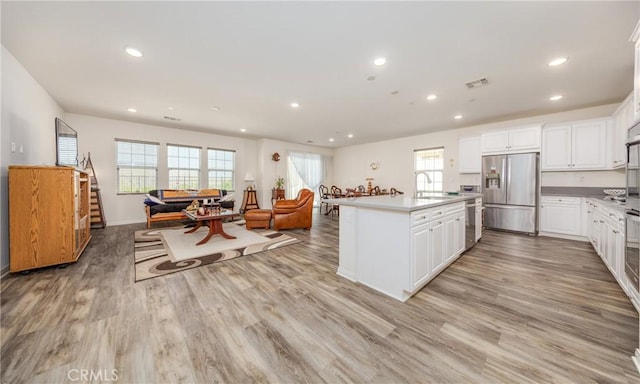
[541, 186, 624, 197]
[322, 193, 481, 212]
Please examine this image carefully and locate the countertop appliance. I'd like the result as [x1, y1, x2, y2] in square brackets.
[625, 120, 640, 298]
[482, 153, 539, 234]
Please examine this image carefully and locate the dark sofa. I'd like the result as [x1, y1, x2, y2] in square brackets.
[144, 189, 235, 228]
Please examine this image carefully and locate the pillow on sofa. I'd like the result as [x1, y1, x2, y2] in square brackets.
[219, 193, 234, 202]
[144, 194, 166, 206]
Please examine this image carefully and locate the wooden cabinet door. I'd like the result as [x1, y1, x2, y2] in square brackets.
[9, 167, 75, 271]
[572, 119, 608, 169]
[458, 136, 481, 173]
[541, 125, 572, 170]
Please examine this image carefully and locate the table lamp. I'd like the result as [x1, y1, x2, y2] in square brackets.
[244, 172, 255, 190]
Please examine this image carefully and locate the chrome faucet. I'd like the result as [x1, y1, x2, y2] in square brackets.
[414, 171, 432, 198]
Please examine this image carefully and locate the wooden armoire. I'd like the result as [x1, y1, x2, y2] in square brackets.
[9, 166, 91, 272]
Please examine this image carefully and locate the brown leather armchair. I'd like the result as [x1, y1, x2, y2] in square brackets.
[272, 189, 315, 230]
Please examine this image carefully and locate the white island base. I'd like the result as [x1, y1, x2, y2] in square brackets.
[333, 195, 479, 302]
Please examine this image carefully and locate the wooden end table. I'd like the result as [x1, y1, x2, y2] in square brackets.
[182, 209, 241, 245]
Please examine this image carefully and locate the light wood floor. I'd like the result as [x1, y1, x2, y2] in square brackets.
[2, 212, 639, 383]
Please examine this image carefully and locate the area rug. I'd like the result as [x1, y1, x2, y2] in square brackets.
[134, 222, 300, 281]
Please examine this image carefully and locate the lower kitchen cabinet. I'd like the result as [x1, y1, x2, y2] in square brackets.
[411, 223, 430, 291]
[585, 198, 630, 298]
[540, 196, 582, 236]
[410, 203, 465, 291]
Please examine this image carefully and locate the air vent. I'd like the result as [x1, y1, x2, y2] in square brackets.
[163, 116, 181, 121]
[465, 78, 489, 89]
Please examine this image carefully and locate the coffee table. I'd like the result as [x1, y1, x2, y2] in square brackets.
[182, 209, 241, 245]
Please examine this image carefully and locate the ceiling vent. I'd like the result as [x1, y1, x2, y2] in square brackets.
[163, 116, 181, 122]
[465, 78, 489, 89]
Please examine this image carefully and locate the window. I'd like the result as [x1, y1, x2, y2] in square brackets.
[414, 147, 444, 195]
[208, 148, 235, 190]
[286, 152, 326, 201]
[116, 139, 158, 194]
[167, 144, 201, 189]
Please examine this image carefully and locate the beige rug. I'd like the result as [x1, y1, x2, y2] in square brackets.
[134, 222, 301, 281]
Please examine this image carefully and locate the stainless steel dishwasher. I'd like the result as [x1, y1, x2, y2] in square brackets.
[465, 199, 478, 251]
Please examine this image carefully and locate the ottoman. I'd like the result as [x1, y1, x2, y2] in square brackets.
[245, 209, 272, 229]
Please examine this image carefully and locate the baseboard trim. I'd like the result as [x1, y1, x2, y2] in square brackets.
[336, 268, 356, 282]
[632, 348, 640, 375]
[538, 232, 588, 242]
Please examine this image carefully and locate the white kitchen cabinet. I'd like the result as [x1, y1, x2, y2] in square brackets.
[430, 219, 446, 275]
[410, 223, 430, 290]
[541, 118, 609, 171]
[458, 136, 481, 173]
[585, 198, 629, 299]
[444, 210, 465, 264]
[481, 124, 541, 155]
[611, 93, 634, 168]
[540, 196, 582, 236]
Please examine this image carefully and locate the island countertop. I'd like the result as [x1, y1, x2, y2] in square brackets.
[322, 193, 482, 212]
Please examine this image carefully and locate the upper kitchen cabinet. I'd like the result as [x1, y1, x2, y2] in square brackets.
[541, 118, 610, 171]
[611, 93, 634, 168]
[480, 124, 541, 155]
[458, 136, 481, 173]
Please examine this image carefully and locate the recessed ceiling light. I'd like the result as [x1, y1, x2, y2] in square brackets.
[329, 138, 335, 142]
[348, 134, 354, 138]
[127, 108, 137, 113]
[454, 114, 463, 120]
[373, 57, 387, 66]
[391, 90, 399, 95]
[240, 128, 246, 133]
[168, 106, 174, 110]
[211, 107, 220, 111]
[124, 47, 143, 58]
[426, 94, 437, 101]
[367, 75, 376, 81]
[548, 57, 568, 67]
[291, 102, 300, 108]
[549, 95, 563, 101]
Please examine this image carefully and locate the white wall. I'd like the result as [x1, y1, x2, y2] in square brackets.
[334, 103, 624, 194]
[1, 46, 65, 273]
[64, 114, 260, 225]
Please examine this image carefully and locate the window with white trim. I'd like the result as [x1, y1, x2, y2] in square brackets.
[167, 144, 201, 189]
[208, 148, 235, 190]
[116, 139, 158, 194]
[414, 147, 444, 195]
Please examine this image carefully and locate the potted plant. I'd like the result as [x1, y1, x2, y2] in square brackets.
[275, 177, 285, 189]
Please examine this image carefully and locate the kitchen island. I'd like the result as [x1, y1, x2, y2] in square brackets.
[324, 193, 482, 301]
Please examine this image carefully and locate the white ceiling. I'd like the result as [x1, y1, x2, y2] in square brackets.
[2, 1, 638, 148]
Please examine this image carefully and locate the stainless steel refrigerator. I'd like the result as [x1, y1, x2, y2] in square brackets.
[482, 153, 539, 234]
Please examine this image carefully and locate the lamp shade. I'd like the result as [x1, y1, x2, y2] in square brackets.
[244, 172, 255, 182]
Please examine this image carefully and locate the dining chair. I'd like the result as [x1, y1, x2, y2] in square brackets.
[371, 185, 381, 195]
[318, 184, 330, 214]
[356, 185, 366, 193]
[390, 187, 404, 195]
[329, 186, 343, 216]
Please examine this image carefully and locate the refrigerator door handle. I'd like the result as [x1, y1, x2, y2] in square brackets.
[505, 157, 511, 203]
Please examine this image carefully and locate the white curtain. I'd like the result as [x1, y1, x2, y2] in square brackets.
[286, 151, 325, 201]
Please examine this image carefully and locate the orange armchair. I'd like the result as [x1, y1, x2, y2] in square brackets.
[272, 189, 315, 230]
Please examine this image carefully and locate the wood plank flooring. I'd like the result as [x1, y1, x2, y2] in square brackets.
[2, 212, 639, 383]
